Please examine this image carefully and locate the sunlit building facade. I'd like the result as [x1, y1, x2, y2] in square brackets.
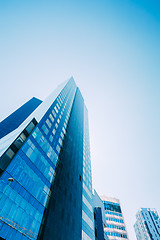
[101, 196, 128, 240]
[134, 208, 160, 240]
[0, 78, 95, 240]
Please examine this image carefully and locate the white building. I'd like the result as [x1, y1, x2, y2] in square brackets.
[100, 196, 128, 240]
[134, 208, 160, 240]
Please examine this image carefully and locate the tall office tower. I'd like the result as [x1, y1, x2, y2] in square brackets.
[100, 196, 128, 240]
[134, 208, 160, 240]
[0, 78, 95, 240]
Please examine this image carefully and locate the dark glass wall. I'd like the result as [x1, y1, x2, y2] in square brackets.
[0, 79, 76, 240]
[103, 202, 121, 213]
[0, 78, 94, 240]
[94, 207, 105, 240]
[39, 88, 84, 240]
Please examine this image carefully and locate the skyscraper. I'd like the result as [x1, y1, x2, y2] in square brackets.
[134, 208, 160, 240]
[100, 196, 128, 240]
[0, 78, 95, 240]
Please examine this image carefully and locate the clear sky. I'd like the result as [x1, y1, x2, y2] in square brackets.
[0, 0, 160, 239]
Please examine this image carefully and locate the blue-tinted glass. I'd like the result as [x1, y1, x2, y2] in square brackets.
[0, 78, 95, 240]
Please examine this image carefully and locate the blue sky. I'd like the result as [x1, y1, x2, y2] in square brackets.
[0, 0, 160, 239]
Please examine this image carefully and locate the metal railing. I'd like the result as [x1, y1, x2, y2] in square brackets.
[0, 216, 37, 239]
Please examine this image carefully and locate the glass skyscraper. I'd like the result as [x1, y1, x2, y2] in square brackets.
[0, 78, 95, 240]
[134, 208, 160, 240]
[100, 196, 128, 240]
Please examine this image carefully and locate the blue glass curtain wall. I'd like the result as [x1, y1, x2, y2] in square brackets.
[0, 79, 77, 240]
[82, 106, 95, 240]
[38, 88, 84, 240]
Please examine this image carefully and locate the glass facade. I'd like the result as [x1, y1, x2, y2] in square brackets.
[0, 78, 95, 240]
[134, 208, 160, 240]
[101, 196, 128, 240]
[82, 106, 95, 240]
[94, 207, 105, 240]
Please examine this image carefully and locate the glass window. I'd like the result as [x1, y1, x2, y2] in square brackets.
[82, 210, 94, 230]
[56, 145, 60, 154]
[26, 122, 35, 134]
[6, 149, 15, 159]
[62, 127, 66, 134]
[20, 133, 27, 141]
[60, 132, 64, 139]
[104, 202, 122, 213]
[56, 103, 60, 110]
[46, 119, 52, 128]
[42, 124, 49, 135]
[14, 137, 24, 149]
[49, 114, 54, 122]
[52, 109, 56, 117]
[58, 138, 62, 146]
[52, 129, 56, 135]
[49, 135, 53, 143]
[54, 106, 58, 113]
